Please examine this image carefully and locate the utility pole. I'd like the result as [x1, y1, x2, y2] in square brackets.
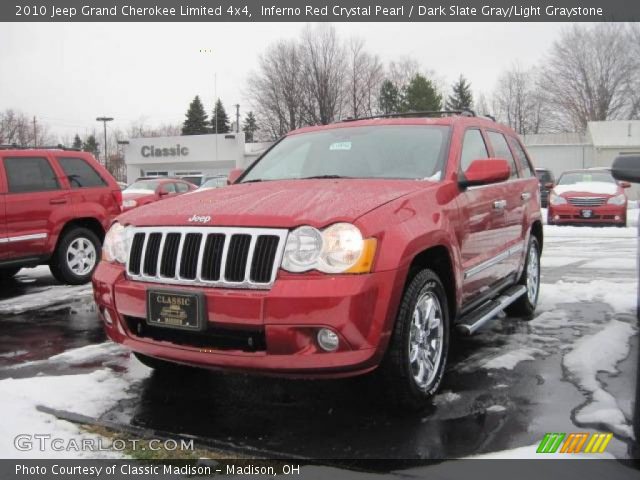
[32, 116, 37, 147]
[234, 104, 240, 133]
[96, 117, 114, 171]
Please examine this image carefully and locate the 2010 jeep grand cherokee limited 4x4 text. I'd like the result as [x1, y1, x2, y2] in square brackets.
[93, 112, 543, 407]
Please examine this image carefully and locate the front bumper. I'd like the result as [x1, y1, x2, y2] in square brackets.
[547, 203, 626, 225]
[92, 262, 405, 378]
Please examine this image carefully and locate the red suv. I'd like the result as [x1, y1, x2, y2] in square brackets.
[0, 147, 121, 284]
[93, 113, 542, 407]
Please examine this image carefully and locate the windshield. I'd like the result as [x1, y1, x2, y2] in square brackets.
[125, 180, 159, 193]
[241, 125, 450, 183]
[199, 177, 227, 190]
[557, 171, 615, 185]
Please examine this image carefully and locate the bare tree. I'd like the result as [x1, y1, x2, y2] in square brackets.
[493, 65, 548, 135]
[0, 109, 55, 146]
[246, 39, 305, 139]
[299, 24, 346, 125]
[539, 23, 639, 131]
[388, 57, 420, 90]
[345, 37, 384, 118]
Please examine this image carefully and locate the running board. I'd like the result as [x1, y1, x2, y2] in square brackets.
[456, 285, 527, 335]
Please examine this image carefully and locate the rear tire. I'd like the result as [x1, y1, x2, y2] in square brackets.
[0, 267, 20, 282]
[379, 269, 450, 410]
[49, 227, 101, 285]
[506, 236, 540, 320]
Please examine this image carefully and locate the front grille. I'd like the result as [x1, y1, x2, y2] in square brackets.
[568, 197, 607, 207]
[127, 227, 287, 289]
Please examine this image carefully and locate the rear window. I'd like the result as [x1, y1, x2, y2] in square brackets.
[57, 157, 107, 188]
[241, 126, 451, 182]
[3, 157, 60, 193]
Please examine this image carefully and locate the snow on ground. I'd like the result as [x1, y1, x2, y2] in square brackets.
[480, 347, 547, 370]
[562, 319, 637, 439]
[0, 284, 93, 315]
[0, 343, 150, 458]
[538, 280, 636, 313]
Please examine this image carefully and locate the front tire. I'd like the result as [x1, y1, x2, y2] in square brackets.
[379, 269, 450, 409]
[49, 227, 101, 285]
[506, 236, 540, 320]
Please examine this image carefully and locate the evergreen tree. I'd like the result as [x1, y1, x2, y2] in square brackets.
[181, 95, 209, 135]
[379, 80, 401, 114]
[72, 134, 82, 149]
[402, 74, 442, 112]
[212, 99, 231, 134]
[82, 135, 99, 159]
[446, 75, 474, 111]
[242, 111, 259, 142]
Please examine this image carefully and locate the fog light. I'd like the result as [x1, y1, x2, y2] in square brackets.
[615, 215, 621, 221]
[554, 215, 560, 221]
[317, 328, 339, 352]
[103, 309, 113, 326]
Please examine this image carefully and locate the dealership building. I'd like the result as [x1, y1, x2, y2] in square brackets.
[523, 120, 640, 198]
[123, 133, 271, 182]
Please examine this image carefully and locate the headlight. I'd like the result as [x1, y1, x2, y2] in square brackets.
[102, 222, 134, 264]
[281, 223, 377, 274]
[549, 193, 566, 205]
[608, 194, 626, 206]
[123, 199, 137, 208]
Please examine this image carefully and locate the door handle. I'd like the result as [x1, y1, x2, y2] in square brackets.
[493, 200, 507, 210]
[49, 199, 67, 205]
[521, 192, 531, 201]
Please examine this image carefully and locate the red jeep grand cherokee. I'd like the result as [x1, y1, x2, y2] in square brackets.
[0, 147, 121, 284]
[547, 168, 629, 227]
[93, 113, 543, 406]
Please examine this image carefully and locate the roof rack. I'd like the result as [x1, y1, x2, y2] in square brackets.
[340, 110, 477, 122]
[0, 144, 81, 151]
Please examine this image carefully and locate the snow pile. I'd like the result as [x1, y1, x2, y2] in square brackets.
[554, 182, 618, 196]
[480, 347, 546, 370]
[0, 285, 93, 314]
[562, 318, 636, 439]
[538, 280, 636, 313]
[0, 346, 150, 458]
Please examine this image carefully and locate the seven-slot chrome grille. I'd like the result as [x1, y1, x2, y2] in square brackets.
[567, 197, 607, 207]
[126, 227, 288, 289]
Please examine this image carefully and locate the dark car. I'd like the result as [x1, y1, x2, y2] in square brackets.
[535, 168, 555, 208]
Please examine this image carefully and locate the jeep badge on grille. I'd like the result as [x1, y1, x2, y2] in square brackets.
[188, 215, 211, 223]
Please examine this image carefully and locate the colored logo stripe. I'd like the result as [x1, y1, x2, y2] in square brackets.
[584, 433, 613, 453]
[537, 432, 613, 454]
[560, 433, 589, 453]
[537, 433, 566, 453]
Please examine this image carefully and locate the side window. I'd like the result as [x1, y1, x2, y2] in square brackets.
[509, 139, 535, 178]
[162, 183, 176, 193]
[487, 131, 519, 179]
[57, 157, 107, 188]
[175, 182, 189, 193]
[460, 129, 489, 172]
[3, 157, 60, 193]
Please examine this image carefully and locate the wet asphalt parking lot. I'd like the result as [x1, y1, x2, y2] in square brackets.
[0, 224, 638, 463]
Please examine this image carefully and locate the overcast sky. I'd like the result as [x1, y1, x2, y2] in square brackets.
[0, 22, 569, 140]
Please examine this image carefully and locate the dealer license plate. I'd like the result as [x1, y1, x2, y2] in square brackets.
[146, 290, 205, 331]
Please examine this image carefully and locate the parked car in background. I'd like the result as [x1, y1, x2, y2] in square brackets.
[180, 175, 204, 186]
[121, 178, 196, 211]
[117, 181, 128, 190]
[535, 168, 555, 208]
[94, 112, 542, 408]
[197, 175, 228, 191]
[0, 147, 121, 284]
[548, 168, 629, 226]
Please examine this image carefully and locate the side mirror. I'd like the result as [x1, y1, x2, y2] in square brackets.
[544, 182, 555, 189]
[460, 158, 511, 188]
[227, 168, 245, 185]
[612, 156, 640, 184]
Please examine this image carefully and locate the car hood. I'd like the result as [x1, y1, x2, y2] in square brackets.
[554, 182, 619, 196]
[118, 179, 430, 228]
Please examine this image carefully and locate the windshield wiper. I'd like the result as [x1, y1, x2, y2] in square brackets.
[241, 179, 264, 183]
[298, 175, 353, 180]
